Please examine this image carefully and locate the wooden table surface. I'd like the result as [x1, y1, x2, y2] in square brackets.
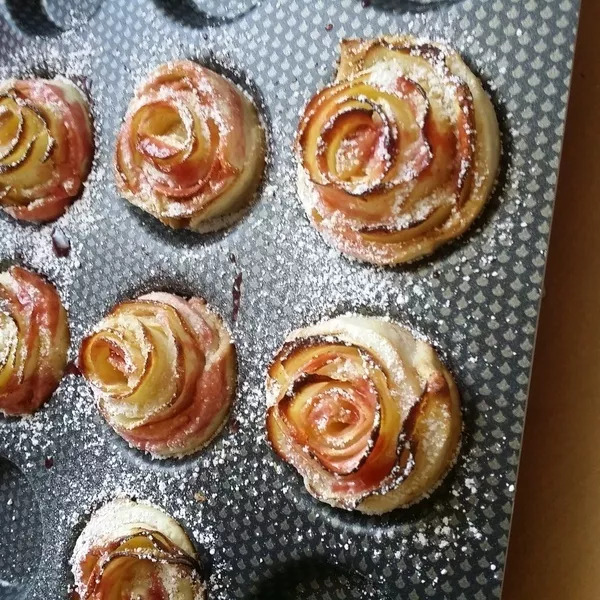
[502, 0, 600, 598]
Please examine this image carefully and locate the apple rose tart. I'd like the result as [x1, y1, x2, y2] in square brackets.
[266, 315, 462, 514]
[296, 36, 500, 265]
[115, 60, 266, 232]
[72, 498, 205, 600]
[0, 77, 93, 222]
[79, 292, 236, 458]
[0, 266, 69, 416]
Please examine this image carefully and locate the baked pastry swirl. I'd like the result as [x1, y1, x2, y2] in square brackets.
[0, 77, 93, 222]
[115, 60, 266, 232]
[266, 315, 461, 514]
[72, 498, 205, 600]
[296, 36, 500, 265]
[79, 292, 236, 457]
[0, 266, 69, 416]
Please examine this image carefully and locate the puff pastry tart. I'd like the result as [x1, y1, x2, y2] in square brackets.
[266, 315, 461, 514]
[296, 36, 500, 265]
[0, 77, 93, 222]
[115, 60, 266, 232]
[79, 292, 236, 458]
[72, 498, 205, 600]
[0, 266, 69, 416]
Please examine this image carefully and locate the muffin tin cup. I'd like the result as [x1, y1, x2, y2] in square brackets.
[0, 0, 580, 598]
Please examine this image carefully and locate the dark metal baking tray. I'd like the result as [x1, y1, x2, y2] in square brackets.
[0, 0, 580, 598]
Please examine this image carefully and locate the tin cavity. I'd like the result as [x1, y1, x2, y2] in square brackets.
[153, 0, 259, 27]
[0, 456, 43, 598]
[5, 0, 102, 37]
[251, 559, 392, 599]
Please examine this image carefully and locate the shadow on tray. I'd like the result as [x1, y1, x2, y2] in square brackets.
[248, 558, 393, 600]
[152, 0, 259, 28]
[362, 0, 461, 12]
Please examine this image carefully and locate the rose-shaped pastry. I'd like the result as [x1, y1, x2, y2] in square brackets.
[72, 498, 205, 600]
[296, 36, 500, 265]
[266, 315, 461, 514]
[115, 60, 266, 232]
[0, 266, 69, 416]
[79, 292, 236, 457]
[0, 77, 93, 222]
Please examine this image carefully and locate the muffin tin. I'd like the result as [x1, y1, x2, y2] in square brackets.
[0, 0, 580, 598]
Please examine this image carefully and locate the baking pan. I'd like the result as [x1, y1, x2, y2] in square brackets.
[0, 0, 580, 597]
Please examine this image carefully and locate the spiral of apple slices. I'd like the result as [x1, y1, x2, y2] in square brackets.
[115, 60, 266, 232]
[79, 292, 236, 458]
[296, 36, 500, 265]
[0, 266, 69, 416]
[0, 77, 93, 222]
[72, 499, 205, 600]
[266, 315, 462, 514]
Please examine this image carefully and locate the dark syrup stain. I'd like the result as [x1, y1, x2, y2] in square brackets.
[229, 252, 242, 324]
[65, 361, 81, 376]
[51, 227, 71, 257]
[44, 456, 54, 469]
[232, 272, 243, 324]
